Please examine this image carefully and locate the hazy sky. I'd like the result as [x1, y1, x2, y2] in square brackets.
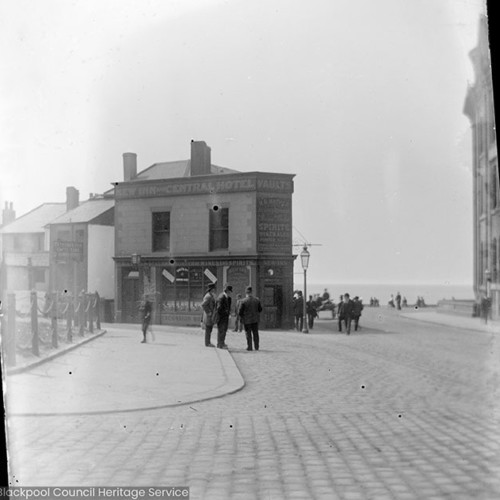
[0, 0, 487, 285]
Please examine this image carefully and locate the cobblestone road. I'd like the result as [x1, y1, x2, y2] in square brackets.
[7, 308, 500, 499]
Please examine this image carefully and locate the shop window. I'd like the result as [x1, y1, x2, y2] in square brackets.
[152, 212, 170, 252]
[209, 207, 229, 251]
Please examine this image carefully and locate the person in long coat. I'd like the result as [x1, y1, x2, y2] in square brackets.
[352, 296, 364, 331]
[201, 283, 217, 347]
[239, 286, 263, 351]
[215, 284, 233, 349]
[140, 299, 152, 343]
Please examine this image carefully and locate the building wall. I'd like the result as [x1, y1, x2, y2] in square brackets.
[88, 225, 115, 298]
[464, 15, 500, 318]
[115, 192, 256, 257]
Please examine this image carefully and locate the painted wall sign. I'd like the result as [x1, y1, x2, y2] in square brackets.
[257, 196, 292, 253]
[54, 240, 83, 261]
[115, 175, 293, 199]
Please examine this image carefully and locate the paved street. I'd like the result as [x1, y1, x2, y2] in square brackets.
[6, 308, 500, 499]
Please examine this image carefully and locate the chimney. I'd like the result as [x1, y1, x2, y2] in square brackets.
[190, 140, 212, 176]
[66, 186, 80, 212]
[2, 201, 16, 226]
[123, 152, 137, 181]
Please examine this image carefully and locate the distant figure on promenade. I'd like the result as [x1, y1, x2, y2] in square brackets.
[352, 296, 364, 331]
[215, 284, 233, 349]
[239, 286, 263, 351]
[337, 295, 345, 332]
[402, 296, 408, 308]
[233, 293, 243, 332]
[388, 294, 395, 308]
[294, 291, 304, 331]
[306, 295, 318, 330]
[201, 283, 217, 347]
[322, 288, 330, 303]
[480, 295, 491, 324]
[416, 296, 427, 308]
[396, 292, 402, 310]
[140, 298, 152, 343]
[343, 293, 355, 335]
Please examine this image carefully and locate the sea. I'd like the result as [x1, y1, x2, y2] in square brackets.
[299, 283, 475, 306]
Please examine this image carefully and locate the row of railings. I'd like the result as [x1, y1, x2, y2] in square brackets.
[1, 291, 102, 368]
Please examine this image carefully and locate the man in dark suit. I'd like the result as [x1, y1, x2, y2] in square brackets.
[201, 283, 216, 347]
[352, 296, 364, 331]
[343, 293, 354, 335]
[337, 295, 345, 332]
[215, 284, 232, 349]
[294, 291, 304, 331]
[239, 286, 263, 351]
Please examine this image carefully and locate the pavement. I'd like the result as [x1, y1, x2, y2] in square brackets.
[4, 308, 500, 499]
[5, 323, 244, 415]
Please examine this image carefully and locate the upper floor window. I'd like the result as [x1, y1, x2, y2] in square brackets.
[152, 212, 170, 252]
[209, 207, 228, 251]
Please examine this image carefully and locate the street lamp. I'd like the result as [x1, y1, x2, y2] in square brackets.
[300, 246, 310, 333]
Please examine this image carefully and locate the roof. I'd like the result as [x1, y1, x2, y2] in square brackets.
[48, 199, 114, 225]
[0, 203, 66, 234]
[135, 160, 240, 181]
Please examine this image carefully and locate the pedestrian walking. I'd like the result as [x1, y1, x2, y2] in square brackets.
[396, 292, 402, 310]
[215, 284, 232, 349]
[294, 291, 304, 331]
[201, 283, 217, 347]
[343, 293, 354, 335]
[352, 296, 363, 331]
[140, 298, 152, 343]
[233, 294, 243, 332]
[239, 286, 263, 351]
[306, 295, 317, 330]
[337, 295, 345, 332]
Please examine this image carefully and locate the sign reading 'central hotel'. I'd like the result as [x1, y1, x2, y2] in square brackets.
[114, 141, 295, 329]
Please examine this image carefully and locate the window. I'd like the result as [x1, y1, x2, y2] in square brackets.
[209, 207, 228, 251]
[152, 212, 170, 252]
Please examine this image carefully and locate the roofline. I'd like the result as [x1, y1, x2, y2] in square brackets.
[0, 202, 65, 232]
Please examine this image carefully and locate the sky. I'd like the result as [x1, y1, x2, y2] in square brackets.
[0, 0, 488, 286]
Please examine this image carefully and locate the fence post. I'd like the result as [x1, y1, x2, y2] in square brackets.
[95, 292, 101, 330]
[51, 292, 58, 348]
[31, 291, 39, 356]
[67, 297, 73, 342]
[79, 292, 85, 336]
[88, 294, 94, 334]
[6, 293, 16, 366]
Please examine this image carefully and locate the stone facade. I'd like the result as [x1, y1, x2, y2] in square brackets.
[464, 15, 500, 318]
[114, 142, 295, 329]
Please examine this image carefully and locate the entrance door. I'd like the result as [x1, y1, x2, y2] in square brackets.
[263, 285, 283, 329]
[122, 270, 140, 323]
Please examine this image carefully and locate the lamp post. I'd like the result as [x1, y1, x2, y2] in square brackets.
[300, 246, 310, 333]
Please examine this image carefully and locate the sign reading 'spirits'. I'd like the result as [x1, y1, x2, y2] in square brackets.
[257, 196, 292, 253]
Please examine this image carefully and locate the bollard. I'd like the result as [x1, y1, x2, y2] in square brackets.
[7, 293, 16, 366]
[67, 298, 73, 342]
[51, 292, 58, 348]
[31, 291, 39, 356]
[88, 294, 94, 334]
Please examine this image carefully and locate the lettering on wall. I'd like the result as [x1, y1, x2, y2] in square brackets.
[257, 196, 292, 253]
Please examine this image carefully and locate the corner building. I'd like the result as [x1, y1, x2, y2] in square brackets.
[114, 141, 295, 329]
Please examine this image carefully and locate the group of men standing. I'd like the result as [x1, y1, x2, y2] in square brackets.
[201, 283, 263, 351]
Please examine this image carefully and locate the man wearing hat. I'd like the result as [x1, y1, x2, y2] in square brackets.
[239, 286, 263, 351]
[215, 284, 233, 349]
[352, 296, 363, 331]
[201, 283, 217, 347]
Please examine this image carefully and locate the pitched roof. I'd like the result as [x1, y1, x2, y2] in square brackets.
[135, 160, 239, 181]
[48, 199, 114, 225]
[0, 203, 66, 234]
